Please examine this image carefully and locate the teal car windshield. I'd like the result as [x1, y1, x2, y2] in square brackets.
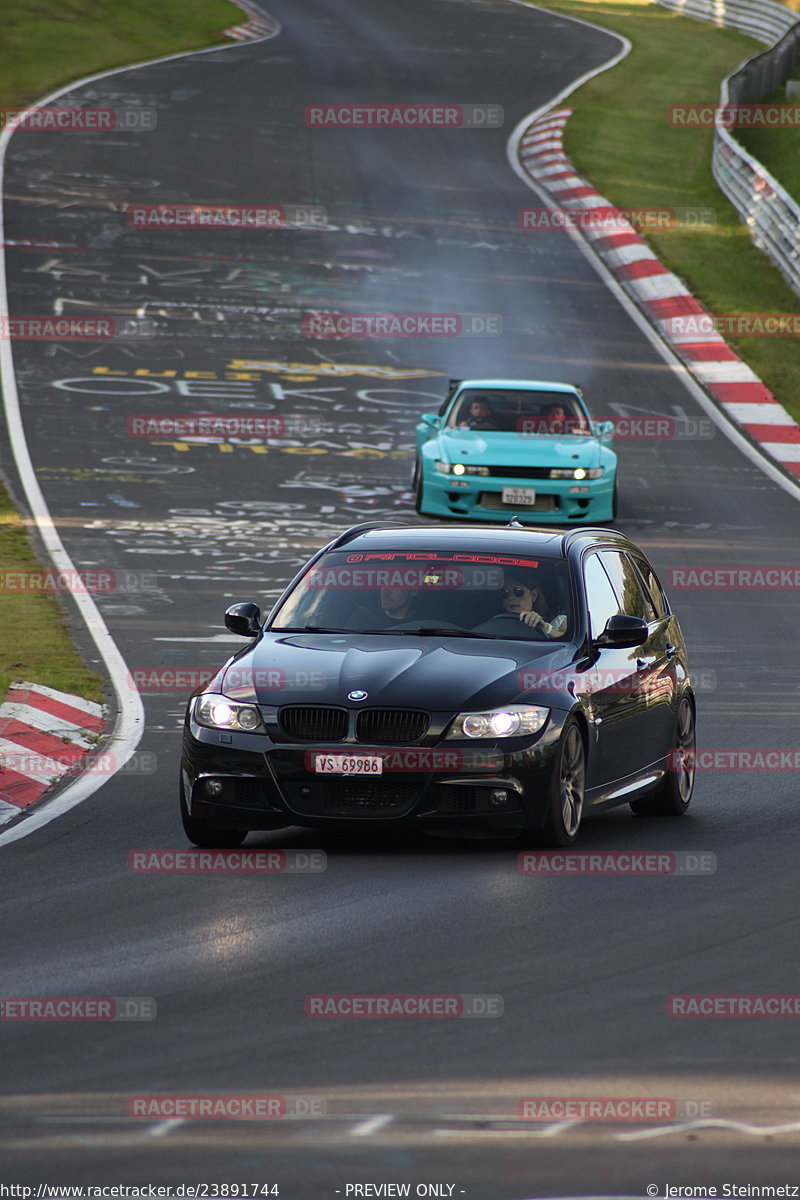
[448, 388, 591, 435]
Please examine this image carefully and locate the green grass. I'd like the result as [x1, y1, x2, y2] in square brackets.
[0, 0, 238, 704]
[0, 508, 106, 703]
[521, 0, 800, 422]
[0, 0, 237, 108]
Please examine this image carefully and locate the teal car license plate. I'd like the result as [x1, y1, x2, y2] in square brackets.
[502, 486, 537, 506]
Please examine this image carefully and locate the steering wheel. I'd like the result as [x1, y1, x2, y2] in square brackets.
[477, 613, 552, 638]
[388, 620, 467, 632]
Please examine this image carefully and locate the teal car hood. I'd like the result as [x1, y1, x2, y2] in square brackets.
[434, 429, 603, 468]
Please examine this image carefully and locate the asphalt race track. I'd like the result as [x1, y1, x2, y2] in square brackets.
[2, 0, 800, 1194]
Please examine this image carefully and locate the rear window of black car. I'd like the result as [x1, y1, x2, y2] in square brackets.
[270, 551, 574, 639]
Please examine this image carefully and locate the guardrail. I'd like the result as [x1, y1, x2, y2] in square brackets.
[656, 0, 800, 295]
[655, 0, 795, 45]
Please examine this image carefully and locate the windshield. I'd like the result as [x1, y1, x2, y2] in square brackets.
[446, 388, 590, 435]
[271, 551, 574, 640]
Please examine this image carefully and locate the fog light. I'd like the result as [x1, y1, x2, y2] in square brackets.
[204, 779, 224, 798]
[489, 789, 508, 808]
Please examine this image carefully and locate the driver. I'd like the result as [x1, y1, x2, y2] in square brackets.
[379, 585, 419, 621]
[458, 396, 495, 430]
[497, 572, 567, 637]
[345, 576, 424, 630]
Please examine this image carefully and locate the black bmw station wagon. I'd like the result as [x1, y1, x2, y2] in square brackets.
[180, 522, 695, 847]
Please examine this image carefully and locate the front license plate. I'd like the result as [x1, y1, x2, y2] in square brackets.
[314, 755, 383, 775]
[502, 486, 536, 506]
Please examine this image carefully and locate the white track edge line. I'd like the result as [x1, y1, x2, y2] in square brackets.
[0, 4, 281, 848]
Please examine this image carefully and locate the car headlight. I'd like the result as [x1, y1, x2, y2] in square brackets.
[194, 692, 264, 732]
[549, 467, 604, 480]
[446, 705, 549, 739]
[434, 461, 489, 476]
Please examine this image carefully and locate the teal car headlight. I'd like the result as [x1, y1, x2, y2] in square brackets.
[194, 692, 264, 732]
[549, 467, 604, 480]
[435, 461, 489, 476]
[446, 705, 549, 739]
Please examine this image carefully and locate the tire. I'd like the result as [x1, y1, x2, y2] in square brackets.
[180, 775, 247, 847]
[526, 717, 586, 847]
[630, 696, 695, 816]
[611, 477, 618, 520]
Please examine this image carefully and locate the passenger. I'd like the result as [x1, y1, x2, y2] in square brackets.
[497, 573, 567, 637]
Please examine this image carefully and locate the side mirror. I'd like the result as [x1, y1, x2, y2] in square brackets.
[596, 614, 648, 648]
[421, 413, 442, 430]
[593, 420, 615, 441]
[225, 602, 262, 637]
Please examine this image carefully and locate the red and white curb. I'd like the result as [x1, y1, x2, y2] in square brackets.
[518, 107, 800, 480]
[224, 0, 278, 41]
[0, 683, 105, 823]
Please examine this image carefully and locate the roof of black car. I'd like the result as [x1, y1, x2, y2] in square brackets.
[329, 522, 635, 558]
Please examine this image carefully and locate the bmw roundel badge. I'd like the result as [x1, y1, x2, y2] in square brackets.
[348, 690, 368, 701]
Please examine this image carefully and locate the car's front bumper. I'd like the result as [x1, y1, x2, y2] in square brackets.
[181, 714, 567, 833]
[420, 470, 614, 523]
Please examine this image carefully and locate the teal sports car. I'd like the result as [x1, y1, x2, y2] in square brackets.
[413, 379, 618, 524]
